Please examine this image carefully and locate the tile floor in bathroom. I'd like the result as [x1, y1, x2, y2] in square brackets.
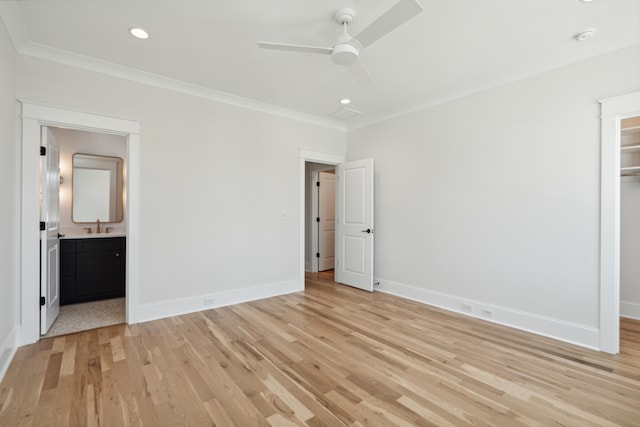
[43, 297, 125, 338]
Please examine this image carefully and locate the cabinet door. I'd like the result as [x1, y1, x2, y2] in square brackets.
[60, 239, 77, 305]
[76, 244, 125, 299]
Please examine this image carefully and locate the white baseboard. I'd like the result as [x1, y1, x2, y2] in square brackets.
[138, 279, 302, 323]
[375, 277, 600, 351]
[621, 300, 640, 320]
[0, 326, 19, 383]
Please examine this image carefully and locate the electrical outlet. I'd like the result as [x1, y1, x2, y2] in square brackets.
[204, 296, 215, 306]
[480, 308, 493, 318]
[461, 302, 473, 313]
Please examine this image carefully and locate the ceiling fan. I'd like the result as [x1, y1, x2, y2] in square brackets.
[257, 0, 423, 86]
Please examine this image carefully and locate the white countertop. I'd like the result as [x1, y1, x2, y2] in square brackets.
[61, 232, 126, 239]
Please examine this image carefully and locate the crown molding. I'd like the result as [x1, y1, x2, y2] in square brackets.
[0, 2, 346, 132]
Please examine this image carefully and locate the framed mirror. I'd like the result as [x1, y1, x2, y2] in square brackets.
[72, 153, 124, 223]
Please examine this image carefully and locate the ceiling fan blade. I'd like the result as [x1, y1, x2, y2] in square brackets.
[353, 0, 423, 49]
[257, 42, 332, 55]
[346, 61, 373, 87]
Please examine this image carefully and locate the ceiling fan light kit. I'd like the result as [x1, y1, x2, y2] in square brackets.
[331, 43, 359, 65]
[257, 0, 423, 86]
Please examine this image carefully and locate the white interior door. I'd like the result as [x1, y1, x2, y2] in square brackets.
[318, 171, 336, 271]
[40, 126, 61, 334]
[335, 158, 374, 291]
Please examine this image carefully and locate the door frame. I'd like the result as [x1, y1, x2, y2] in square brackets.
[20, 101, 140, 345]
[299, 149, 345, 287]
[599, 91, 640, 354]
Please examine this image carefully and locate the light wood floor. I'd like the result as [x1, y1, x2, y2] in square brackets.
[1, 271, 639, 426]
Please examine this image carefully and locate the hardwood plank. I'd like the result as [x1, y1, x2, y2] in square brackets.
[1, 270, 640, 426]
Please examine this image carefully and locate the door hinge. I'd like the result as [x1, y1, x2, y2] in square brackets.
[40, 221, 46, 231]
[316, 252, 320, 258]
[316, 181, 320, 187]
[40, 296, 45, 306]
[316, 217, 320, 222]
[40, 146, 46, 156]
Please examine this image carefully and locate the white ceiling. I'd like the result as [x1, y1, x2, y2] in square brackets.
[2, 0, 639, 129]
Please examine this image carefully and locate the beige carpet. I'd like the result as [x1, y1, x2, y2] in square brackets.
[44, 298, 125, 338]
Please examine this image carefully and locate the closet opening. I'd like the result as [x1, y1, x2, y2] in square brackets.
[620, 116, 640, 329]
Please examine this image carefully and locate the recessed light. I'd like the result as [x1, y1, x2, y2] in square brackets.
[580, 0, 596, 2]
[129, 27, 149, 39]
[340, 98, 351, 105]
[574, 28, 596, 41]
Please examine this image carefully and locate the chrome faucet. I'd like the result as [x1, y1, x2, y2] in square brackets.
[96, 219, 101, 234]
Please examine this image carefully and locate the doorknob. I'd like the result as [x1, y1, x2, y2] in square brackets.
[361, 228, 372, 234]
[57, 233, 65, 238]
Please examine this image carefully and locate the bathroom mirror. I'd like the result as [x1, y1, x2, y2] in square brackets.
[72, 153, 124, 223]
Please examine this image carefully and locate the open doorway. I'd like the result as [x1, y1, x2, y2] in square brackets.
[305, 162, 336, 277]
[20, 102, 140, 346]
[620, 117, 640, 325]
[599, 91, 640, 354]
[42, 127, 128, 338]
[299, 150, 375, 293]
[298, 149, 345, 288]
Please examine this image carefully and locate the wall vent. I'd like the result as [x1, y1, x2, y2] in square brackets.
[328, 107, 362, 120]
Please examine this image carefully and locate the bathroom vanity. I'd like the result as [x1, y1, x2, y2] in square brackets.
[60, 235, 126, 305]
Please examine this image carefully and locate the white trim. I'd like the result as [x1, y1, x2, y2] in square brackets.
[0, 2, 345, 132]
[138, 279, 301, 323]
[599, 91, 640, 354]
[620, 301, 640, 320]
[19, 101, 141, 345]
[21, 42, 345, 131]
[0, 326, 19, 383]
[299, 149, 346, 288]
[377, 277, 600, 350]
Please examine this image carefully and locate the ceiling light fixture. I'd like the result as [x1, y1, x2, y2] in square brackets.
[129, 27, 149, 39]
[574, 28, 596, 41]
[340, 98, 351, 105]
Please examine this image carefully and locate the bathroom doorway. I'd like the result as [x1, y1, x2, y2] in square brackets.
[42, 127, 128, 337]
[20, 102, 140, 345]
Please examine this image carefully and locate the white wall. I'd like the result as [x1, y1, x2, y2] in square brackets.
[347, 44, 640, 347]
[16, 55, 346, 315]
[51, 127, 127, 235]
[0, 19, 19, 380]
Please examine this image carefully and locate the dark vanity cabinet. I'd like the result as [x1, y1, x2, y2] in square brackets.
[60, 237, 126, 305]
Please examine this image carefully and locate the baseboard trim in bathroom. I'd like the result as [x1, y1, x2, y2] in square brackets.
[43, 298, 126, 338]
